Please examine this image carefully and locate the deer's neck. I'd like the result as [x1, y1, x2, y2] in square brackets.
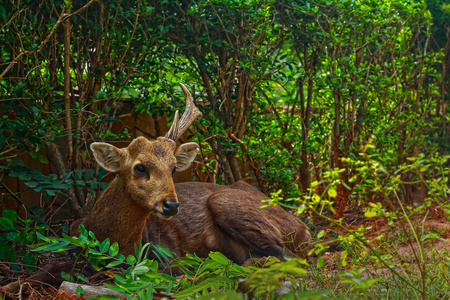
[83, 177, 151, 255]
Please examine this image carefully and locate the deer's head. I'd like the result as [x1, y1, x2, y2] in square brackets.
[89, 83, 202, 219]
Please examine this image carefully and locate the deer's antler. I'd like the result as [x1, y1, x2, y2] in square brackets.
[165, 83, 202, 141]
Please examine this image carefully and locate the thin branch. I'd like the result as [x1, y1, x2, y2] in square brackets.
[0, 0, 98, 80]
[1, 182, 38, 217]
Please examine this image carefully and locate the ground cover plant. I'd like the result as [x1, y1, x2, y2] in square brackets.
[0, 0, 449, 299]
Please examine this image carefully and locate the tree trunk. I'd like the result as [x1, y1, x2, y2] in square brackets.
[45, 142, 83, 218]
[331, 138, 357, 220]
[298, 149, 310, 193]
[216, 142, 242, 185]
[227, 152, 242, 183]
[63, 3, 73, 169]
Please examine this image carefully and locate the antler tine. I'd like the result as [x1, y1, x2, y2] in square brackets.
[177, 83, 202, 135]
[164, 110, 179, 140]
[165, 83, 202, 141]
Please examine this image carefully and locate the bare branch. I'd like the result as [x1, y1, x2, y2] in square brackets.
[0, 0, 98, 80]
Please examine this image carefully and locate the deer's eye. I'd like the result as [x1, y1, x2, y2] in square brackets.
[134, 164, 148, 177]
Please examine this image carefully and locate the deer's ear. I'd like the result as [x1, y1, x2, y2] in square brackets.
[175, 142, 199, 172]
[90, 142, 124, 172]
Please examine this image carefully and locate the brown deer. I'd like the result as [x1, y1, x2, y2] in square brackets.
[82, 83, 310, 264]
[1, 83, 310, 295]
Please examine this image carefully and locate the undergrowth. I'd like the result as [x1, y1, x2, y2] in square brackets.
[1, 139, 449, 299]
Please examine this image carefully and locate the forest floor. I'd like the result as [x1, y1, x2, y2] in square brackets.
[321, 214, 450, 264]
[304, 206, 450, 295]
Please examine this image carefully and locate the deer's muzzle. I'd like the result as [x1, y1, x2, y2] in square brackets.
[162, 200, 179, 217]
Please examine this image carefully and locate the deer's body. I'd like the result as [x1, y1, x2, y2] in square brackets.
[144, 181, 310, 264]
[83, 140, 310, 263]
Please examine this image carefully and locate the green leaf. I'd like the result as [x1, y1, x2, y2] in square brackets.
[209, 252, 230, 265]
[340, 250, 348, 267]
[0, 217, 14, 230]
[96, 168, 105, 181]
[76, 272, 89, 284]
[349, 175, 358, 183]
[165, 280, 173, 295]
[0, 242, 16, 262]
[88, 249, 103, 256]
[49, 182, 70, 189]
[327, 189, 337, 198]
[100, 238, 110, 253]
[22, 252, 38, 270]
[364, 211, 377, 218]
[3, 209, 18, 222]
[90, 181, 98, 189]
[152, 244, 174, 264]
[310, 181, 320, 187]
[114, 274, 126, 284]
[61, 271, 74, 282]
[75, 169, 84, 180]
[132, 265, 150, 275]
[30, 215, 47, 226]
[0, 5, 6, 20]
[114, 253, 125, 261]
[144, 288, 153, 300]
[36, 232, 58, 243]
[63, 171, 73, 181]
[33, 241, 69, 252]
[127, 255, 137, 265]
[109, 242, 119, 257]
[99, 182, 109, 189]
[106, 260, 123, 268]
[173, 276, 234, 299]
[317, 257, 325, 269]
[84, 169, 95, 180]
[6, 232, 19, 242]
[19, 174, 31, 181]
[45, 189, 57, 196]
[30, 151, 49, 163]
[95, 91, 107, 99]
[25, 181, 38, 188]
[278, 264, 307, 276]
[76, 285, 85, 296]
[61, 233, 84, 247]
[341, 181, 351, 190]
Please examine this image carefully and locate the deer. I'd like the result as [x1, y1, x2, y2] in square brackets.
[82, 83, 310, 264]
[1, 83, 310, 295]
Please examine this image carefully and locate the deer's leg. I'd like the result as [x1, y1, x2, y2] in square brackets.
[206, 190, 291, 264]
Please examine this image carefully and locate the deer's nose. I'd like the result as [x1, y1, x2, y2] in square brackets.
[162, 200, 179, 216]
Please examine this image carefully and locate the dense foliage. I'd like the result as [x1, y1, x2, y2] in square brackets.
[0, 0, 449, 299]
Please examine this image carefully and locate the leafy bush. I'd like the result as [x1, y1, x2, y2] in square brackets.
[1, 159, 108, 200]
[0, 209, 46, 273]
[33, 225, 178, 299]
[293, 141, 450, 299]
[31, 225, 316, 299]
